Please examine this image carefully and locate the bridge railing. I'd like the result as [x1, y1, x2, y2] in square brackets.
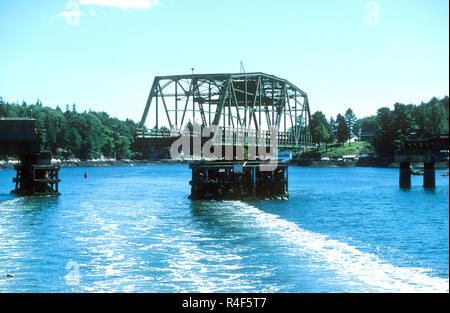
[135, 127, 312, 148]
[135, 128, 173, 138]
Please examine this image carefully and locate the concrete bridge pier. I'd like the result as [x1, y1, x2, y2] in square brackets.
[423, 162, 435, 189]
[399, 161, 411, 189]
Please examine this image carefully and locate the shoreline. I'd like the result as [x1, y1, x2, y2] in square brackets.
[288, 159, 449, 170]
[1, 159, 448, 170]
[57, 159, 189, 168]
[0, 159, 189, 170]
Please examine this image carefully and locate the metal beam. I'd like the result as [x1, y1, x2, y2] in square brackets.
[139, 79, 158, 127]
[136, 72, 312, 149]
[212, 78, 231, 126]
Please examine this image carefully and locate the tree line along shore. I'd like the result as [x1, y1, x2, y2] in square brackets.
[1, 96, 448, 167]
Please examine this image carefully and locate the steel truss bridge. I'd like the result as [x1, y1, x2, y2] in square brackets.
[134, 72, 313, 154]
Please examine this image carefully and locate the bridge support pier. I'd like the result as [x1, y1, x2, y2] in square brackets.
[399, 161, 411, 189]
[189, 160, 288, 200]
[423, 162, 435, 189]
[11, 152, 61, 196]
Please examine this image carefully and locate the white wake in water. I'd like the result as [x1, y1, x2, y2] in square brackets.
[230, 201, 449, 293]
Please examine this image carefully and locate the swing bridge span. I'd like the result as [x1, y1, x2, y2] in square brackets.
[133, 72, 314, 155]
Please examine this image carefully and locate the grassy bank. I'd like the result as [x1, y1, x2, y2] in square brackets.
[294, 141, 372, 159]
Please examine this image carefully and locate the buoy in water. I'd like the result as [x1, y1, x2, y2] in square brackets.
[84, 172, 88, 179]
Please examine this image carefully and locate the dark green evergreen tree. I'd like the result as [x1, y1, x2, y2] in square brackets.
[344, 108, 357, 139]
[336, 114, 350, 144]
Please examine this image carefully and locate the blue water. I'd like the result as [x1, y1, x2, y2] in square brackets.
[0, 165, 448, 292]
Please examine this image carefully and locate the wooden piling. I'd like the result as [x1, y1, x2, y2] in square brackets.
[423, 162, 435, 189]
[11, 153, 61, 196]
[399, 161, 411, 189]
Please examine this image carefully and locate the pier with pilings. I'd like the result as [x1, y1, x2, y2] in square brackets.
[395, 135, 449, 189]
[189, 160, 288, 200]
[11, 152, 61, 196]
[0, 118, 61, 196]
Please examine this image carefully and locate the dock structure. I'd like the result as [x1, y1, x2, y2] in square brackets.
[11, 152, 61, 196]
[0, 118, 60, 196]
[189, 160, 288, 200]
[133, 72, 313, 199]
[395, 135, 449, 188]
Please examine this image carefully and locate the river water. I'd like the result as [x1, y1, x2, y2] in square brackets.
[0, 165, 448, 292]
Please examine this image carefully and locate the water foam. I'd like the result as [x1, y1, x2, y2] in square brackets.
[230, 201, 449, 293]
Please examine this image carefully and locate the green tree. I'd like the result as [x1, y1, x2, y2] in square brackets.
[374, 107, 395, 157]
[329, 116, 337, 142]
[336, 114, 350, 144]
[352, 120, 362, 140]
[66, 128, 82, 156]
[0, 99, 138, 160]
[313, 123, 330, 147]
[310, 111, 330, 145]
[412, 97, 449, 138]
[392, 103, 414, 143]
[344, 108, 357, 139]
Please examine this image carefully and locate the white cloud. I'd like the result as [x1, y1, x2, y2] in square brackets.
[79, 0, 159, 10]
[57, 1, 82, 25]
[57, 10, 82, 25]
[57, 11, 83, 17]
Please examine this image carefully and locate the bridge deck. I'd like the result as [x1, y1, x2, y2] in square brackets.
[135, 128, 313, 149]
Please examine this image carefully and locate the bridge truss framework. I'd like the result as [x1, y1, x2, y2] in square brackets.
[136, 72, 312, 150]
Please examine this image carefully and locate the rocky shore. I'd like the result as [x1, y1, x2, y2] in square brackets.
[0, 158, 189, 169]
[287, 159, 357, 168]
[288, 158, 449, 169]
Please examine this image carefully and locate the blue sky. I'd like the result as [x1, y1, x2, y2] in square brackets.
[0, 0, 448, 124]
